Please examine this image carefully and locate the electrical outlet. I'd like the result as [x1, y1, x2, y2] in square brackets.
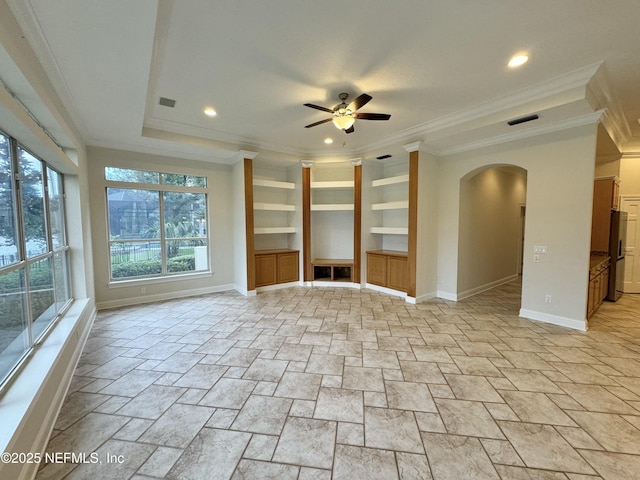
[533, 254, 540, 263]
[545, 294, 552, 303]
[141, 287, 146, 294]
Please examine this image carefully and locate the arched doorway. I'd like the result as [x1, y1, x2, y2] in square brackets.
[457, 165, 528, 302]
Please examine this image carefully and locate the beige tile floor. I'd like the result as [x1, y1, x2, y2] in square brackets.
[36, 280, 640, 479]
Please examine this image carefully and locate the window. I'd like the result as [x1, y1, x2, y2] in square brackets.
[105, 167, 208, 280]
[0, 131, 71, 387]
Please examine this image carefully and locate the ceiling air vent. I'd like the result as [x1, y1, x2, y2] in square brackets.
[159, 97, 176, 108]
[507, 114, 539, 126]
[376, 154, 392, 160]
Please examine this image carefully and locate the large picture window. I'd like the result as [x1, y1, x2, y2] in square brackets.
[0, 131, 71, 387]
[106, 167, 208, 280]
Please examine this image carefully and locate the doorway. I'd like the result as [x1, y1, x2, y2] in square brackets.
[621, 196, 640, 293]
[457, 165, 528, 300]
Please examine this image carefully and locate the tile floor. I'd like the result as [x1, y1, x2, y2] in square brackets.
[35, 280, 640, 479]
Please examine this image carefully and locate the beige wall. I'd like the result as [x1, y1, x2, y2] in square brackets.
[457, 166, 526, 297]
[87, 146, 236, 308]
[436, 123, 598, 330]
[620, 155, 640, 197]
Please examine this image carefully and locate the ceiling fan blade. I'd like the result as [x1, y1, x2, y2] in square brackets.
[304, 103, 334, 113]
[304, 118, 333, 128]
[348, 93, 372, 111]
[356, 113, 391, 121]
[345, 125, 355, 134]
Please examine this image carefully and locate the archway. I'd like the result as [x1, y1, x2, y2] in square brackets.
[457, 164, 528, 302]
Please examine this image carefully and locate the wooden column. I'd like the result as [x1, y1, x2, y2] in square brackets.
[407, 151, 419, 298]
[244, 158, 255, 291]
[302, 165, 312, 282]
[353, 163, 362, 284]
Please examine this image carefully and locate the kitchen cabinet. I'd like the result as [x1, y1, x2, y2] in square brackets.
[587, 255, 610, 318]
[255, 249, 299, 287]
[366, 250, 408, 292]
[590, 176, 620, 252]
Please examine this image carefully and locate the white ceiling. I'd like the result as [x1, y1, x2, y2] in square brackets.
[7, 0, 640, 166]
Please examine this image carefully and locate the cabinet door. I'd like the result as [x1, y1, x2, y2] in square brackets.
[367, 253, 387, 286]
[587, 276, 597, 317]
[255, 254, 277, 287]
[387, 256, 408, 292]
[600, 268, 609, 301]
[277, 252, 299, 283]
[591, 180, 614, 252]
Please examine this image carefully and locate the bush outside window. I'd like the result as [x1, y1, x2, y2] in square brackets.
[105, 167, 209, 280]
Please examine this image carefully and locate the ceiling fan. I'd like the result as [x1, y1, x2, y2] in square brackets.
[304, 92, 391, 134]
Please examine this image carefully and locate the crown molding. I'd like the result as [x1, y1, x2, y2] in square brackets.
[373, 63, 603, 152]
[587, 63, 632, 151]
[238, 150, 258, 161]
[439, 110, 604, 156]
[403, 141, 422, 153]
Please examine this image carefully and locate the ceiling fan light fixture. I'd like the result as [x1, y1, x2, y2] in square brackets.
[332, 109, 356, 130]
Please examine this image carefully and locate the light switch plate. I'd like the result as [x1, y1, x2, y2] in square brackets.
[534, 245, 548, 254]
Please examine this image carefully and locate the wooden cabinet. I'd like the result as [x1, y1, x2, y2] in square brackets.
[587, 256, 610, 318]
[591, 177, 620, 252]
[366, 250, 408, 292]
[255, 249, 299, 287]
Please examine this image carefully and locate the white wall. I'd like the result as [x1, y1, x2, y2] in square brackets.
[620, 155, 640, 196]
[87, 146, 236, 308]
[437, 124, 598, 330]
[415, 150, 439, 301]
[457, 166, 526, 297]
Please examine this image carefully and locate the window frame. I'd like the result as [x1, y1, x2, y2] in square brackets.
[105, 169, 210, 283]
[0, 130, 72, 390]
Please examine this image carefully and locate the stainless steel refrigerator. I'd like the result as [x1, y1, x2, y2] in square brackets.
[607, 210, 627, 301]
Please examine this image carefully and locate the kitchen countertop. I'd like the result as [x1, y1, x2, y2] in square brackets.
[590, 253, 610, 273]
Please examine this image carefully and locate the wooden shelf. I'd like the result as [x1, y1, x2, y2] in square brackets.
[253, 178, 295, 189]
[370, 227, 408, 235]
[371, 174, 409, 188]
[311, 204, 354, 211]
[311, 180, 354, 189]
[372, 201, 409, 210]
[254, 227, 296, 234]
[254, 202, 295, 211]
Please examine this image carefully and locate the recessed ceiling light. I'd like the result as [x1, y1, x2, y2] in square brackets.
[203, 107, 217, 117]
[324, 138, 333, 144]
[508, 54, 529, 68]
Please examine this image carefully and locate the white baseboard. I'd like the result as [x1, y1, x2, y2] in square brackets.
[436, 290, 458, 301]
[413, 291, 437, 303]
[311, 281, 360, 289]
[519, 308, 587, 331]
[456, 274, 519, 301]
[256, 281, 302, 293]
[364, 283, 406, 299]
[96, 284, 236, 310]
[0, 299, 95, 480]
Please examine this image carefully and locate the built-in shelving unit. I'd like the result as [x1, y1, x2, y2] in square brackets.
[248, 164, 302, 291]
[303, 161, 361, 285]
[369, 169, 409, 246]
[362, 158, 412, 297]
[253, 173, 297, 240]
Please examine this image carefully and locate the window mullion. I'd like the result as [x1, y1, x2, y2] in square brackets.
[9, 138, 34, 347]
[159, 191, 166, 275]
